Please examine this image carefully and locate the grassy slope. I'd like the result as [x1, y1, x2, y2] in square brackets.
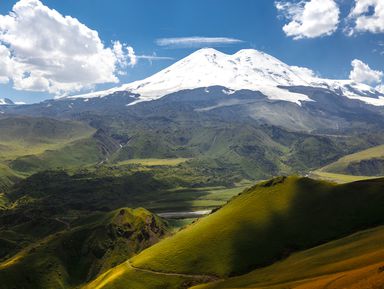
[319, 144, 384, 177]
[85, 176, 384, 289]
[131, 177, 384, 276]
[0, 208, 169, 289]
[193, 226, 384, 289]
[0, 117, 100, 175]
[9, 137, 103, 173]
[0, 164, 21, 194]
[310, 171, 377, 184]
[0, 117, 94, 158]
[116, 158, 191, 167]
[83, 265, 194, 289]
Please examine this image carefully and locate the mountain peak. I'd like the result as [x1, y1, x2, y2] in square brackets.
[189, 47, 224, 56]
[0, 98, 14, 105]
[67, 48, 384, 107]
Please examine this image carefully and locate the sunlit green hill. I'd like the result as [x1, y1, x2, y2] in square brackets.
[85, 176, 384, 289]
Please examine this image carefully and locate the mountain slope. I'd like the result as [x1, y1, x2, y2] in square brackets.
[130, 176, 384, 276]
[319, 144, 384, 177]
[67, 48, 384, 107]
[193, 225, 384, 289]
[0, 117, 122, 174]
[0, 208, 169, 289]
[84, 176, 384, 289]
[2, 89, 384, 181]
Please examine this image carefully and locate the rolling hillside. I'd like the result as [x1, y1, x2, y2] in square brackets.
[4, 86, 384, 181]
[0, 208, 169, 289]
[84, 176, 384, 289]
[0, 117, 121, 175]
[193, 225, 384, 289]
[319, 144, 384, 177]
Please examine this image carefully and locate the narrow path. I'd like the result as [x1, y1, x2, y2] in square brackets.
[126, 260, 223, 281]
[54, 217, 71, 230]
[323, 274, 346, 289]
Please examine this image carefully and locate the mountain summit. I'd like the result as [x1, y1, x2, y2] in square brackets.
[67, 48, 384, 106]
[0, 98, 14, 105]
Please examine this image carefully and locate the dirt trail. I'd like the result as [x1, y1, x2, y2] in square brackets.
[126, 260, 223, 281]
[54, 217, 71, 230]
[323, 274, 346, 289]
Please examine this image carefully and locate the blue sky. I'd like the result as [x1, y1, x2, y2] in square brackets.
[0, 0, 383, 103]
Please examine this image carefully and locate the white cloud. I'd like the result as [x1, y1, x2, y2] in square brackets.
[127, 46, 137, 67]
[0, 44, 15, 84]
[275, 0, 340, 39]
[290, 65, 316, 78]
[0, 0, 135, 95]
[347, 0, 384, 35]
[349, 59, 383, 85]
[156, 37, 244, 48]
[136, 55, 174, 61]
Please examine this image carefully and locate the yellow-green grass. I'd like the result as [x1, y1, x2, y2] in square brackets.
[0, 193, 8, 208]
[83, 264, 198, 289]
[0, 117, 97, 175]
[80, 176, 384, 289]
[147, 184, 252, 212]
[324, 144, 384, 169]
[311, 171, 377, 184]
[116, 158, 190, 167]
[3, 139, 102, 175]
[0, 118, 95, 161]
[193, 225, 384, 289]
[0, 208, 169, 289]
[82, 177, 376, 280]
[318, 144, 384, 177]
[0, 163, 21, 194]
[130, 176, 384, 277]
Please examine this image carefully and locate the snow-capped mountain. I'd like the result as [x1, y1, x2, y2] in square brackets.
[65, 48, 384, 106]
[0, 98, 14, 105]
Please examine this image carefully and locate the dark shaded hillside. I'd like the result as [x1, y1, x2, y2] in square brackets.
[131, 176, 384, 277]
[4, 170, 168, 213]
[195, 225, 384, 289]
[84, 176, 384, 289]
[0, 207, 169, 289]
[320, 144, 384, 177]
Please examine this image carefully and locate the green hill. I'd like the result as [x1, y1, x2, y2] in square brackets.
[8, 130, 120, 174]
[319, 144, 384, 177]
[0, 207, 169, 289]
[0, 116, 105, 175]
[193, 225, 384, 289]
[0, 116, 94, 158]
[84, 176, 384, 289]
[0, 164, 21, 195]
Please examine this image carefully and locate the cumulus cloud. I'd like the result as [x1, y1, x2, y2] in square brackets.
[0, 0, 137, 95]
[127, 47, 137, 67]
[275, 0, 340, 39]
[156, 37, 244, 48]
[349, 59, 383, 85]
[0, 44, 15, 84]
[347, 0, 384, 35]
[290, 65, 316, 78]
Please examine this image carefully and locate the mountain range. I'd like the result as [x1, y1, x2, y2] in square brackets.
[1, 48, 384, 289]
[67, 48, 384, 107]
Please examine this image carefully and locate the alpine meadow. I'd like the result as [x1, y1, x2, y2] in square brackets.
[0, 0, 384, 288]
